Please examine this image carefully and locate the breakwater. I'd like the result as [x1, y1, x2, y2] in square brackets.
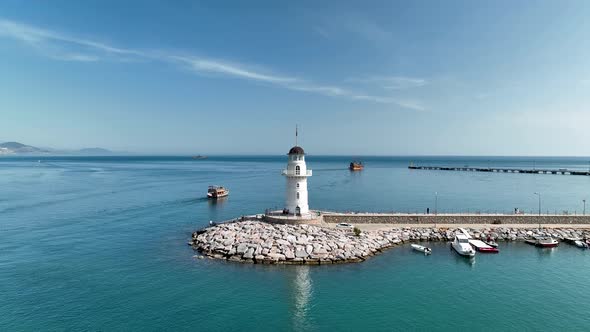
[322, 213, 590, 225]
[409, 164, 590, 176]
[191, 220, 590, 265]
[192, 221, 402, 264]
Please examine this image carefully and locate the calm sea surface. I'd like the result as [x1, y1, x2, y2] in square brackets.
[1, 156, 590, 331]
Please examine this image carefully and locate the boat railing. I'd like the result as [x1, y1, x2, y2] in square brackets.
[281, 169, 312, 176]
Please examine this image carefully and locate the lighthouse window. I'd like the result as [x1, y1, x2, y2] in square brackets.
[297, 192, 300, 199]
[295, 165, 300, 175]
[296, 183, 300, 188]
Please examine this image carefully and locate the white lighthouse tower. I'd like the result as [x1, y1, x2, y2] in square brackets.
[282, 127, 312, 216]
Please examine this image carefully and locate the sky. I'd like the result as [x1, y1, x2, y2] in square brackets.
[1, 0, 589, 155]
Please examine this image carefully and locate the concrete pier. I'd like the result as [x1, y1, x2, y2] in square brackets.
[409, 165, 590, 176]
[322, 213, 590, 225]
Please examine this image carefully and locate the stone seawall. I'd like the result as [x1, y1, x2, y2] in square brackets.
[322, 214, 590, 225]
[191, 220, 590, 265]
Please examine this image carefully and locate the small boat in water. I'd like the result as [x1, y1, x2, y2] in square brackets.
[207, 185, 229, 199]
[469, 239, 499, 253]
[451, 234, 476, 257]
[411, 244, 432, 255]
[574, 240, 588, 249]
[537, 237, 559, 248]
[349, 161, 364, 171]
[192, 155, 208, 160]
[526, 237, 559, 248]
[485, 239, 498, 248]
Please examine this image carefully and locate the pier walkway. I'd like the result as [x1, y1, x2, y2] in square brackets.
[409, 165, 590, 176]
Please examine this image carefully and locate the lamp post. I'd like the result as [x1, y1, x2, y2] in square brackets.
[534, 192, 541, 230]
[434, 192, 438, 215]
[434, 192, 438, 228]
[583, 199, 586, 216]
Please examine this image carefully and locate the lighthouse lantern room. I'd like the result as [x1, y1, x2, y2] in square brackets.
[281, 127, 312, 216]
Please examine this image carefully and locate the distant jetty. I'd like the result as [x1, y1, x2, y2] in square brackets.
[409, 164, 590, 176]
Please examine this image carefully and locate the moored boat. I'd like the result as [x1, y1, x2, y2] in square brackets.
[207, 185, 229, 199]
[574, 240, 588, 249]
[451, 234, 475, 257]
[526, 237, 559, 248]
[485, 239, 498, 248]
[349, 161, 364, 171]
[411, 244, 432, 255]
[469, 239, 499, 253]
[536, 237, 559, 248]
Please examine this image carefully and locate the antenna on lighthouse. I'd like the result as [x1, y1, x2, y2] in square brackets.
[295, 124, 298, 146]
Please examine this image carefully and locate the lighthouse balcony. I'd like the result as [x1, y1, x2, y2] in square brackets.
[281, 169, 312, 177]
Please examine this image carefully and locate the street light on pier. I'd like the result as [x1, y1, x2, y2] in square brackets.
[434, 192, 438, 215]
[583, 199, 586, 216]
[534, 192, 541, 230]
[434, 191, 438, 228]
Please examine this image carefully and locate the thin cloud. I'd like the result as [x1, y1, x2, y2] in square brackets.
[170, 56, 298, 84]
[353, 76, 428, 90]
[314, 14, 391, 44]
[0, 18, 423, 111]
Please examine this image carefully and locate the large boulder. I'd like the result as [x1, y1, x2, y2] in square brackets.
[243, 247, 255, 259]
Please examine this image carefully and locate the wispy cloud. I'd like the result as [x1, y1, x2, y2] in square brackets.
[313, 14, 391, 44]
[352, 76, 428, 90]
[0, 19, 142, 61]
[170, 56, 298, 84]
[0, 18, 423, 111]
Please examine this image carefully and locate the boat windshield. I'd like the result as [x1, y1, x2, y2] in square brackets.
[459, 238, 469, 243]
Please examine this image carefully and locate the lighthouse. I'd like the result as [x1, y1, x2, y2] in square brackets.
[282, 127, 312, 216]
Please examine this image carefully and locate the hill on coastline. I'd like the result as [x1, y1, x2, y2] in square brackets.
[0, 142, 115, 155]
[0, 142, 46, 154]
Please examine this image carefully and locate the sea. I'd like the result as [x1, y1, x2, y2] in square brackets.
[1, 155, 590, 331]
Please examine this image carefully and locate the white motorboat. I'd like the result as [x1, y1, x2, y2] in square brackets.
[451, 234, 476, 257]
[411, 244, 432, 255]
[574, 240, 588, 249]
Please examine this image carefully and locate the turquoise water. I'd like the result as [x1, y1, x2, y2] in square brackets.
[1, 156, 590, 331]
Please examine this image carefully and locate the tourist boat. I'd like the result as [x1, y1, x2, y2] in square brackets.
[411, 244, 432, 255]
[469, 239, 499, 253]
[574, 240, 588, 249]
[451, 234, 475, 257]
[207, 185, 229, 199]
[349, 161, 364, 171]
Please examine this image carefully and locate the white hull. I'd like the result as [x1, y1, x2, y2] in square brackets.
[411, 244, 432, 255]
[451, 243, 475, 257]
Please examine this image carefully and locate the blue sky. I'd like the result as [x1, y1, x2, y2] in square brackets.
[1, 0, 589, 155]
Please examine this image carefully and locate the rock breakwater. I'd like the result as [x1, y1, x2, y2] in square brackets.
[192, 221, 402, 264]
[191, 221, 590, 264]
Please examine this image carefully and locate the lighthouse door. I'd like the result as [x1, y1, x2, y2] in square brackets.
[296, 206, 301, 216]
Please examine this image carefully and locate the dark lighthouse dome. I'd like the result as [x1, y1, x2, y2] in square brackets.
[288, 146, 305, 155]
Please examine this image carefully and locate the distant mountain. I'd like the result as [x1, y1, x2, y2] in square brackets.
[0, 142, 46, 154]
[0, 142, 115, 155]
